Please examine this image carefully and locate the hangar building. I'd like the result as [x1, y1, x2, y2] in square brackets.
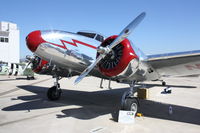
[0, 22, 20, 63]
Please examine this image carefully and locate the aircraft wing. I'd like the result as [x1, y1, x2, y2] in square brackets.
[147, 50, 200, 77]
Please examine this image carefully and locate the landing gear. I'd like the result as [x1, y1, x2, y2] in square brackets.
[100, 78, 103, 88]
[162, 81, 166, 86]
[47, 76, 62, 100]
[123, 98, 138, 112]
[99, 78, 112, 89]
[121, 81, 139, 114]
[27, 76, 35, 80]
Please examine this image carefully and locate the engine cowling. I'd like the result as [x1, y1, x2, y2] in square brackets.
[97, 35, 139, 77]
[31, 56, 49, 73]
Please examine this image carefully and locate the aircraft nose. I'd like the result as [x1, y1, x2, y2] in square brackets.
[26, 30, 45, 52]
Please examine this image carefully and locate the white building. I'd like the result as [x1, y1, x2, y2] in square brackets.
[0, 21, 20, 63]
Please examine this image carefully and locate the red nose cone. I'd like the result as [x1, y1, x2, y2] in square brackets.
[26, 30, 45, 52]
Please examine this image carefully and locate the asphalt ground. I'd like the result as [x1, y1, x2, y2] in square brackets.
[0, 75, 200, 133]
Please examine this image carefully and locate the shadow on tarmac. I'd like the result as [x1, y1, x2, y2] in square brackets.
[139, 100, 200, 125]
[0, 77, 34, 81]
[2, 85, 200, 125]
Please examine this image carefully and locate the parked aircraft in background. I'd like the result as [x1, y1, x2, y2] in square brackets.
[25, 12, 200, 113]
[0, 62, 35, 79]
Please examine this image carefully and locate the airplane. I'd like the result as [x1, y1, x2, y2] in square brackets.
[25, 12, 200, 114]
[0, 62, 35, 79]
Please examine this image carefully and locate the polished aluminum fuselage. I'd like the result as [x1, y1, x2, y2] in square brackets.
[35, 31, 103, 76]
[34, 30, 160, 82]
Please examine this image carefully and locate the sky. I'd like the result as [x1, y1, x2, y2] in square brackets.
[0, 0, 200, 58]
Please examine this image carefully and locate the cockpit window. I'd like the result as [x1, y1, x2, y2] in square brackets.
[95, 34, 104, 42]
[77, 32, 96, 39]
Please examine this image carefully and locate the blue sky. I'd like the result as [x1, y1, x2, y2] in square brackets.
[0, 0, 200, 58]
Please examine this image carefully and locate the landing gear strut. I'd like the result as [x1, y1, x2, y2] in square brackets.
[162, 81, 166, 86]
[47, 76, 62, 100]
[121, 81, 138, 114]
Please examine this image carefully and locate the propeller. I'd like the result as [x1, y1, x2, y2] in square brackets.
[74, 12, 146, 84]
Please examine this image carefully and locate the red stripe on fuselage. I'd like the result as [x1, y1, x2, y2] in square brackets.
[48, 39, 96, 50]
[48, 41, 67, 49]
[61, 39, 78, 47]
[72, 39, 97, 49]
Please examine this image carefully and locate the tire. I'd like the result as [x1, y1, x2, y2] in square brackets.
[123, 98, 138, 113]
[162, 81, 166, 86]
[47, 86, 61, 100]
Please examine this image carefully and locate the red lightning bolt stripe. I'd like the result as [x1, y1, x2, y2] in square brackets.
[60, 39, 77, 47]
[47, 41, 67, 49]
[47, 39, 97, 50]
[61, 39, 97, 49]
[72, 39, 97, 49]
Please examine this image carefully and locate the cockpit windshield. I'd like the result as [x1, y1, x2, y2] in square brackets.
[77, 31, 104, 42]
[77, 32, 96, 39]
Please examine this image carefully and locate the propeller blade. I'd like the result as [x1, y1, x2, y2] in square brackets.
[109, 12, 146, 50]
[74, 12, 146, 84]
[74, 54, 104, 84]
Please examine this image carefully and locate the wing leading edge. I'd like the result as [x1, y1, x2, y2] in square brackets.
[147, 50, 200, 77]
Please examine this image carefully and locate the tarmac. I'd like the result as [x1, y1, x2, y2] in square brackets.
[0, 75, 200, 133]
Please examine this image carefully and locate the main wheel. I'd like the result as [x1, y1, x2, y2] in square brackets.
[47, 86, 61, 100]
[122, 98, 138, 113]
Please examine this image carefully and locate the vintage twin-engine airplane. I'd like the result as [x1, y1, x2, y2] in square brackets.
[26, 12, 200, 113]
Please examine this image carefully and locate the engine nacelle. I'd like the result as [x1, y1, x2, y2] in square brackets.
[30, 56, 78, 77]
[97, 35, 139, 78]
[31, 56, 50, 74]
